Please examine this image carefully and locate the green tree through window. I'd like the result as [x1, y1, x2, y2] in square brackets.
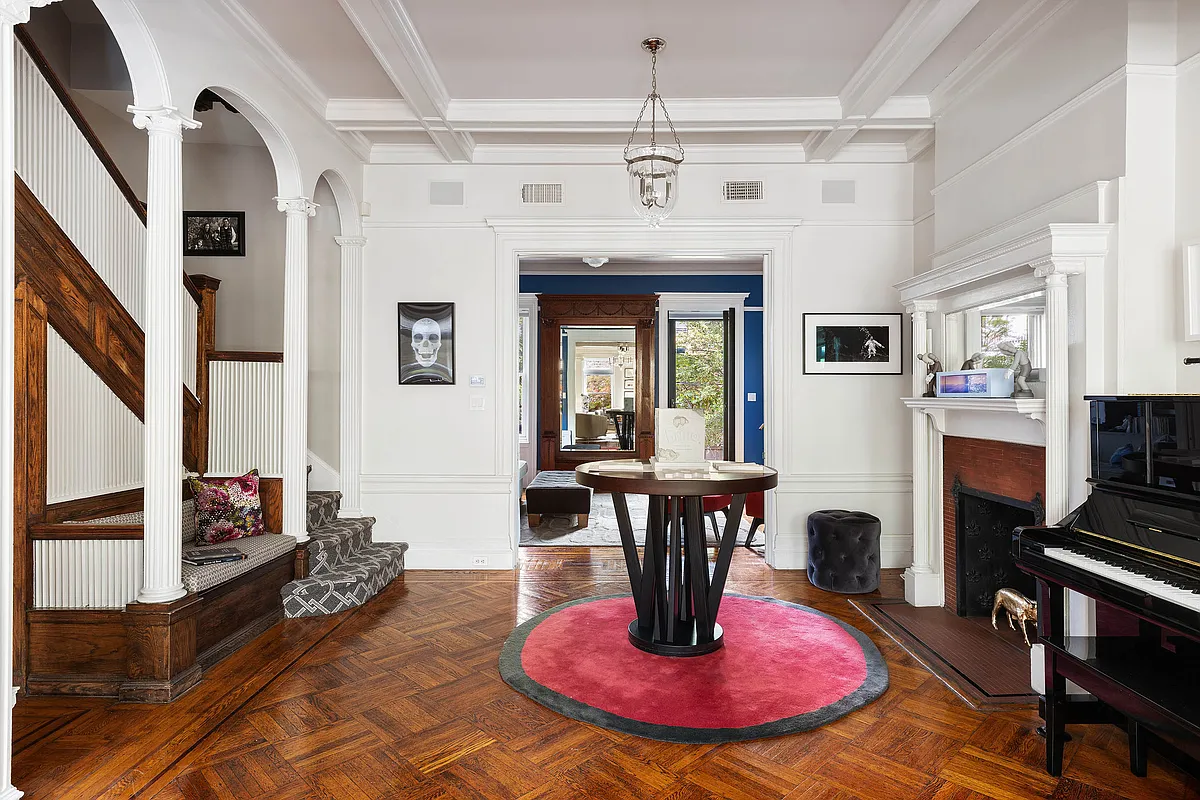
[673, 319, 725, 454]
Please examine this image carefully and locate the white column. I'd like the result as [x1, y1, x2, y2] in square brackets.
[963, 307, 983, 359]
[3, 5, 54, 796]
[943, 311, 964, 372]
[279, 197, 316, 542]
[1027, 311, 1047, 369]
[905, 301, 942, 606]
[335, 235, 365, 517]
[1037, 267, 1073, 525]
[129, 106, 199, 604]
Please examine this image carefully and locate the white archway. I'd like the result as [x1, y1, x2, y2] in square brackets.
[197, 85, 303, 200]
[92, 0, 171, 109]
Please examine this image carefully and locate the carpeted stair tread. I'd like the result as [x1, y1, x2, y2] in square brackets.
[306, 491, 342, 532]
[308, 516, 376, 575]
[282, 542, 408, 617]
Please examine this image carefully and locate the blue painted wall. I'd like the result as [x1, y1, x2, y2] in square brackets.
[519, 274, 764, 463]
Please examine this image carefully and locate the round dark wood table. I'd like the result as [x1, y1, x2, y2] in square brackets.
[575, 460, 778, 657]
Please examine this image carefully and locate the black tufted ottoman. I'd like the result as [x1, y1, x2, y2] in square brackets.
[807, 510, 881, 593]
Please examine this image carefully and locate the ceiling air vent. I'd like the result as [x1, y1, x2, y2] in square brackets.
[521, 183, 563, 204]
[722, 180, 764, 202]
[428, 181, 465, 206]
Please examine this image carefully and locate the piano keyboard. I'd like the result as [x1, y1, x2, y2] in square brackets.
[1043, 547, 1200, 613]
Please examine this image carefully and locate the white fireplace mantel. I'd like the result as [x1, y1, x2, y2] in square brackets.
[901, 397, 1047, 434]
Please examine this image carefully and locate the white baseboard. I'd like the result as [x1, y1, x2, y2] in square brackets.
[402, 548, 515, 571]
[903, 567, 945, 607]
[307, 450, 339, 492]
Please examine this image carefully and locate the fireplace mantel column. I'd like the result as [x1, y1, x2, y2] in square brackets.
[905, 300, 943, 607]
[1033, 262, 1078, 525]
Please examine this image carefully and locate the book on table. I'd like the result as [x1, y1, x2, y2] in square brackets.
[182, 546, 246, 565]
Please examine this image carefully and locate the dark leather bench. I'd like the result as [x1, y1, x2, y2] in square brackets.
[525, 471, 592, 527]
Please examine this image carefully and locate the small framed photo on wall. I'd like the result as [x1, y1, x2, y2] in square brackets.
[803, 313, 903, 375]
[183, 211, 245, 257]
[398, 302, 455, 385]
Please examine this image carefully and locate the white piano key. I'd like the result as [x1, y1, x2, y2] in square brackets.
[1043, 547, 1200, 614]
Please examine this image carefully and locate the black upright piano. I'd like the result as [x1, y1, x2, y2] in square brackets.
[1016, 396, 1200, 778]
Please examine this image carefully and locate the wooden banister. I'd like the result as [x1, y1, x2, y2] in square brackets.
[30, 524, 144, 541]
[208, 351, 284, 363]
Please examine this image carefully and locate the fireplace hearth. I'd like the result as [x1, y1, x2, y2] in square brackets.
[953, 476, 1041, 617]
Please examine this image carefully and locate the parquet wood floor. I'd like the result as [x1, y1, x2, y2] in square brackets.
[12, 548, 1200, 799]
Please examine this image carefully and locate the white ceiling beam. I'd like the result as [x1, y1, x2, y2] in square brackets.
[336, 0, 474, 162]
[809, 0, 980, 161]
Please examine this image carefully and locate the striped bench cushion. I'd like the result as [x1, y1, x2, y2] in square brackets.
[181, 533, 297, 594]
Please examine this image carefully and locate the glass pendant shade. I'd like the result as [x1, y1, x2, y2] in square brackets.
[624, 38, 684, 227]
[626, 145, 681, 227]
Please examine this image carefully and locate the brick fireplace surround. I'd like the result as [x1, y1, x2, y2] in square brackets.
[942, 436, 1046, 613]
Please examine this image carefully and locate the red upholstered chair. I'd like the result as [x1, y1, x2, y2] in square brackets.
[703, 494, 733, 540]
[744, 491, 765, 548]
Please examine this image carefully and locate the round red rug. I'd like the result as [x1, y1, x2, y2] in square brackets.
[499, 593, 888, 742]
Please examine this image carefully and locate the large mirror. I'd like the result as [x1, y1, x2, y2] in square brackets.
[942, 290, 1047, 397]
[560, 326, 637, 451]
[538, 295, 657, 470]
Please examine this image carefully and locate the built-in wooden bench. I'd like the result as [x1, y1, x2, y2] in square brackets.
[25, 479, 298, 702]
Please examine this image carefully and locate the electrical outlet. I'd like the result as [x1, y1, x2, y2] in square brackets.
[471, 556, 488, 567]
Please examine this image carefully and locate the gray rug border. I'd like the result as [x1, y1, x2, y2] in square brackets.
[498, 592, 889, 743]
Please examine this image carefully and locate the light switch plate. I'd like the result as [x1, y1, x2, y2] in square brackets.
[470, 395, 485, 410]
[747, 392, 757, 401]
[469, 375, 486, 387]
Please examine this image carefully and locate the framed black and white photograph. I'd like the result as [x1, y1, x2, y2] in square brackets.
[183, 211, 245, 257]
[398, 302, 455, 385]
[803, 313, 903, 375]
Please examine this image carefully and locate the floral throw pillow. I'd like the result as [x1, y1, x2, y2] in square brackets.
[186, 470, 264, 544]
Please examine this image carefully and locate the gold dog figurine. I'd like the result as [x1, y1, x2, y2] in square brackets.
[992, 588, 1038, 647]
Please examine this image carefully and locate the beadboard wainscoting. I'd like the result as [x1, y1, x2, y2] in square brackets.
[207, 359, 283, 477]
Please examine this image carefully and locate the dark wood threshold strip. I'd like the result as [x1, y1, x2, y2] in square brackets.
[852, 598, 1039, 710]
[207, 350, 284, 363]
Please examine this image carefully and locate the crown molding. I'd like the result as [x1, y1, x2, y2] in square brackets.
[206, 0, 371, 161]
[1181, 50, 1200, 76]
[896, 223, 1111, 305]
[905, 128, 936, 161]
[929, 0, 1077, 116]
[931, 65, 1126, 197]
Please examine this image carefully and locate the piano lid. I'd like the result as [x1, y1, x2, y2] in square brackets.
[1088, 396, 1200, 501]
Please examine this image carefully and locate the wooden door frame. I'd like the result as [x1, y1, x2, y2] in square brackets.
[537, 295, 657, 470]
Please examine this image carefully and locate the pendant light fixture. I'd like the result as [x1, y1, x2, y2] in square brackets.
[624, 37, 684, 227]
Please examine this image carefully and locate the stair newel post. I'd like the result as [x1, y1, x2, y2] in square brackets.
[130, 105, 199, 605]
[278, 198, 315, 558]
[189, 275, 221, 475]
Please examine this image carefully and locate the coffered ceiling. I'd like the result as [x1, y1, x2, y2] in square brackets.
[210, 0, 1059, 165]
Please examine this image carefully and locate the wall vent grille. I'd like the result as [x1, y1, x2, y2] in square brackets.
[722, 180, 764, 202]
[521, 183, 563, 204]
[821, 179, 857, 204]
[429, 181, 465, 206]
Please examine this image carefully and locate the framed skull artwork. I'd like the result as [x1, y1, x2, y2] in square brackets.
[398, 302, 455, 385]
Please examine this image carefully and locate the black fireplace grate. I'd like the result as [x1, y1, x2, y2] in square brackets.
[954, 479, 1039, 617]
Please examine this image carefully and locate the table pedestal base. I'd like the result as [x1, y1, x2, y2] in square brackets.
[628, 620, 723, 657]
[612, 492, 747, 658]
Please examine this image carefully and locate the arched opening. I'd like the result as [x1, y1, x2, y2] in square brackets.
[307, 174, 342, 490]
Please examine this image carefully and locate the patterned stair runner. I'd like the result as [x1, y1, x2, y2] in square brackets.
[281, 490, 409, 617]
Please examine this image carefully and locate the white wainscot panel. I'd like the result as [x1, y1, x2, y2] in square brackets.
[47, 328, 144, 504]
[773, 473, 914, 571]
[14, 42, 145, 323]
[208, 360, 283, 476]
[34, 539, 142, 609]
[183, 286, 199, 396]
[362, 475, 515, 569]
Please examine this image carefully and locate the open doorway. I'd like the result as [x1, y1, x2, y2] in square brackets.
[514, 259, 765, 551]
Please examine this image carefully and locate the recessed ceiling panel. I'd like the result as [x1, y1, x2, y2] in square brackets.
[402, 0, 909, 99]
[237, 0, 400, 99]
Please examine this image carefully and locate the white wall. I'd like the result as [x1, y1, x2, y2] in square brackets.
[913, 146, 935, 274]
[182, 142, 285, 351]
[308, 176, 341, 472]
[360, 161, 914, 570]
[1177, 55, 1200, 389]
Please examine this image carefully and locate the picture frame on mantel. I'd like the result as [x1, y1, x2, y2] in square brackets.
[1184, 241, 1200, 341]
[803, 313, 903, 375]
